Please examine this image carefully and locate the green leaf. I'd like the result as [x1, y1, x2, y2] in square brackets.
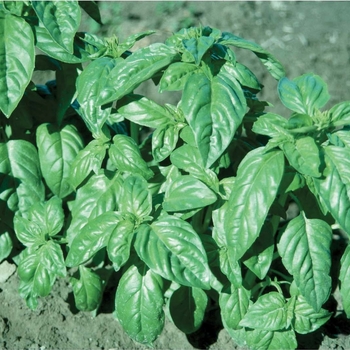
[107, 219, 135, 271]
[169, 286, 208, 334]
[277, 213, 332, 311]
[240, 292, 288, 331]
[329, 101, 350, 125]
[0, 140, 45, 214]
[163, 175, 217, 212]
[118, 94, 173, 128]
[313, 146, 350, 234]
[219, 284, 250, 330]
[65, 211, 121, 267]
[109, 135, 154, 180]
[69, 139, 108, 189]
[339, 245, 350, 317]
[220, 32, 285, 80]
[224, 148, 284, 260]
[79, 1, 102, 25]
[115, 261, 165, 346]
[252, 113, 291, 140]
[71, 266, 102, 311]
[36, 123, 84, 198]
[135, 216, 211, 289]
[97, 43, 180, 106]
[183, 36, 215, 65]
[281, 136, 322, 177]
[159, 62, 198, 92]
[293, 295, 331, 334]
[118, 174, 152, 221]
[278, 74, 329, 115]
[0, 230, 12, 262]
[0, 12, 35, 117]
[181, 72, 246, 168]
[32, 0, 81, 53]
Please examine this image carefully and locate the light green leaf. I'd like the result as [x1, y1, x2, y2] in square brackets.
[65, 211, 121, 267]
[163, 175, 217, 212]
[109, 135, 154, 180]
[329, 101, 350, 125]
[135, 216, 211, 289]
[278, 74, 329, 115]
[224, 148, 284, 260]
[340, 245, 350, 317]
[0, 140, 45, 214]
[293, 295, 331, 334]
[36, 123, 84, 198]
[97, 43, 180, 106]
[115, 261, 165, 346]
[0, 12, 35, 117]
[277, 213, 332, 311]
[32, 0, 81, 53]
[169, 286, 208, 334]
[252, 113, 291, 140]
[181, 72, 246, 168]
[0, 230, 13, 262]
[71, 266, 102, 311]
[240, 292, 288, 331]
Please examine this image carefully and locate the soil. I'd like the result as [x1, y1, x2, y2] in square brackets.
[2, 2, 350, 349]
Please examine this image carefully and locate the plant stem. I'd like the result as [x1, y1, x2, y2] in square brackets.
[130, 121, 139, 144]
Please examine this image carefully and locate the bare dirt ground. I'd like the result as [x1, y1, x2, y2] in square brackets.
[1, 2, 350, 349]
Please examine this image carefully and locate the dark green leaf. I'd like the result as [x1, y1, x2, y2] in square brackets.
[183, 36, 215, 65]
[0, 12, 35, 117]
[79, 1, 102, 24]
[340, 245, 350, 317]
[115, 261, 164, 346]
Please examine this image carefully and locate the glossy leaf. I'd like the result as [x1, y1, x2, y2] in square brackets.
[252, 113, 290, 139]
[65, 211, 121, 267]
[107, 220, 135, 271]
[71, 266, 103, 311]
[183, 36, 215, 65]
[115, 261, 165, 346]
[169, 286, 208, 334]
[0, 140, 45, 214]
[97, 43, 180, 106]
[0, 231, 13, 262]
[32, 1, 81, 53]
[135, 216, 211, 289]
[277, 212, 332, 311]
[109, 135, 154, 180]
[339, 245, 350, 317]
[163, 175, 217, 212]
[36, 123, 84, 198]
[224, 148, 284, 260]
[181, 71, 246, 168]
[0, 12, 35, 117]
[278, 74, 329, 115]
[329, 101, 350, 125]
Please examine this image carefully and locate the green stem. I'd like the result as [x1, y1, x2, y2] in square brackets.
[130, 121, 139, 144]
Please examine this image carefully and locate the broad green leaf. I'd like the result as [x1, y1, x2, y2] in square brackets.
[32, 1, 81, 53]
[115, 261, 165, 346]
[69, 139, 108, 189]
[340, 245, 350, 317]
[281, 136, 322, 177]
[293, 295, 331, 334]
[169, 286, 208, 334]
[224, 148, 284, 260]
[65, 211, 121, 267]
[278, 74, 329, 115]
[159, 62, 198, 92]
[0, 12, 35, 117]
[107, 220, 135, 271]
[118, 94, 172, 128]
[329, 101, 350, 125]
[0, 140, 45, 214]
[219, 284, 250, 330]
[0, 230, 12, 262]
[277, 213, 332, 311]
[36, 123, 84, 198]
[118, 174, 152, 221]
[97, 43, 180, 106]
[331, 129, 350, 148]
[252, 113, 291, 139]
[135, 216, 211, 289]
[76, 57, 119, 136]
[183, 36, 215, 65]
[240, 292, 288, 331]
[163, 175, 217, 212]
[71, 266, 102, 311]
[313, 146, 350, 234]
[79, 1, 102, 24]
[109, 135, 154, 180]
[219, 32, 285, 80]
[181, 72, 246, 168]
[66, 172, 121, 244]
